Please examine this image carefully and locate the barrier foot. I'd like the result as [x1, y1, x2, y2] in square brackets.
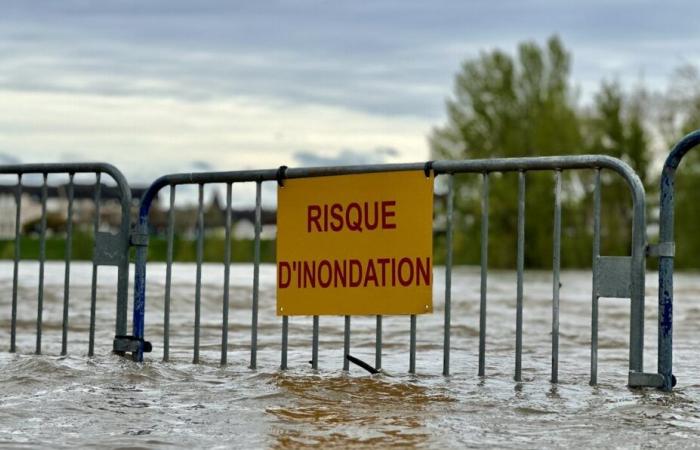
[113, 335, 152, 357]
[628, 371, 675, 390]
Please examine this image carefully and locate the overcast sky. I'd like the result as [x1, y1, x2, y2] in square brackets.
[1, 1, 699, 186]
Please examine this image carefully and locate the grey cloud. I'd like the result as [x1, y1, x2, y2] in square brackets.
[191, 160, 214, 171]
[0, 153, 22, 165]
[3, 0, 699, 202]
[0, 32, 450, 118]
[59, 151, 88, 162]
[3, 0, 699, 122]
[293, 148, 400, 167]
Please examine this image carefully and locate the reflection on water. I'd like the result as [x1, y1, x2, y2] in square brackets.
[1, 262, 700, 447]
[268, 374, 450, 448]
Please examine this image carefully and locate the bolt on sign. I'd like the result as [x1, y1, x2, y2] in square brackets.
[276, 170, 434, 316]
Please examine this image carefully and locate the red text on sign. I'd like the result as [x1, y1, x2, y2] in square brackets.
[277, 256, 431, 289]
[306, 200, 396, 233]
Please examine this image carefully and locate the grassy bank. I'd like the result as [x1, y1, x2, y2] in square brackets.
[0, 234, 657, 269]
[0, 234, 276, 263]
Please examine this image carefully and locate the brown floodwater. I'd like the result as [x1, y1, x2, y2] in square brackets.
[2, 261, 700, 448]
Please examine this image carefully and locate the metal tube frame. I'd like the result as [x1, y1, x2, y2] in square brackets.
[590, 169, 601, 386]
[130, 155, 646, 386]
[0, 163, 131, 356]
[657, 129, 700, 391]
[514, 171, 525, 381]
[88, 173, 102, 357]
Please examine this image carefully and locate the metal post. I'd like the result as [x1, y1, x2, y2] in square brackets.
[409, 314, 417, 374]
[88, 173, 101, 357]
[61, 174, 75, 356]
[375, 315, 382, 371]
[443, 174, 454, 376]
[312, 315, 319, 369]
[164, 185, 175, 362]
[281, 316, 288, 370]
[343, 315, 350, 371]
[250, 181, 261, 369]
[442, 174, 454, 376]
[552, 170, 562, 383]
[590, 169, 601, 385]
[658, 163, 675, 390]
[657, 129, 700, 390]
[35, 173, 48, 355]
[221, 183, 232, 365]
[10, 175, 21, 353]
[478, 173, 489, 376]
[193, 183, 204, 364]
[515, 171, 525, 381]
[132, 208, 150, 362]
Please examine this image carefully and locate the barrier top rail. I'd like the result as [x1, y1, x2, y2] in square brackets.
[134, 155, 645, 256]
[136, 155, 643, 208]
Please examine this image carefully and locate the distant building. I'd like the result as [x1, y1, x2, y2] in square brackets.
[0, 193, 42, 238]
[148, 191, 277, 240]
[0, 183, 151, 238]
[0, 183, 445, 241]
[0, 183, 449, 242]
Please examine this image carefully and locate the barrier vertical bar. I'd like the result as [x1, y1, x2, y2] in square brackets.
[375, 315, 382, 370]
[131, 175, 154, 363]
[10, 175, 21, 353]
[656, 131, 700, 390]
[443, 174, 454, 376]
[515, 171, 525, 381]
[221, 183, 232, 365]
[112, 168, 132, 348]
[193, 183, 204, 364]
[409, 314, 417, 374]
[88, 173, 101, 356]
[629, 187, 647, 379]
[478, 173, 489, 376]
[658, 167, 675, 390]
[658, 164, 675, 390]
[590, 169, 601, 385]
[251, 181, 261, 369]
[281, 316, 288, 370]
[35, 173, 48, 355]
[163, 185, 175, 362]
[552, 170, 562, 383]
[61, 173, 75, 356]
[311, 316, 319, 369]
[343, 315, 350, 371]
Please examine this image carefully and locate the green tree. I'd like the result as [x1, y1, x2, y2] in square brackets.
[430, 36, 587, 268]
[659, 65, 700, 268]
[584, 81, 650, 257]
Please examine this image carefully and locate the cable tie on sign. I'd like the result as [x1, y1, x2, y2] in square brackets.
[276, 165, 288, 187]
[424, 160, 434, 178]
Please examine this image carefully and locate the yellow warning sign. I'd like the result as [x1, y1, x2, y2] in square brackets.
[276, 170, 433, 316]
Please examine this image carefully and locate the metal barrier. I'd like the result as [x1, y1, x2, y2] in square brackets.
[5, 133, 700, 392]
[654, 129, 700, 391]
[2, 163, 132, 356]
[129, 155, 653, 387]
